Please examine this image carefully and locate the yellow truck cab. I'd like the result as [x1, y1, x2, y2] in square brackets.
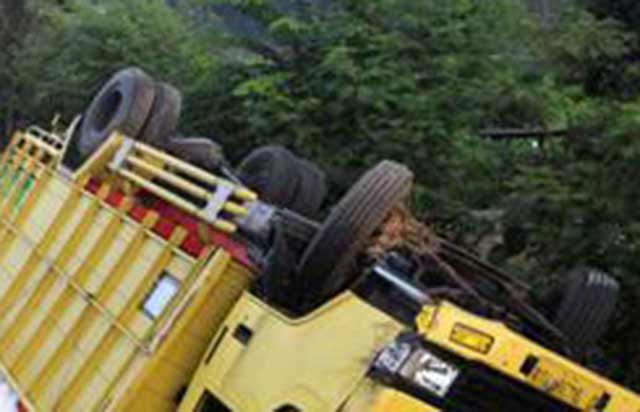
[0, 67, 639, 412]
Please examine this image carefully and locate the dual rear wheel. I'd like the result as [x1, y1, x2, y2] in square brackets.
[73, 67, 182, 161]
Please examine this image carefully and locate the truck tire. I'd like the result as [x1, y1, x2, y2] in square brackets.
[552, 268, 619, 349]
[165, 136, 224, 172]
[79, 67, 155, 157]
[297, 160, 413, 310]
[138, 82, 182, 147]
[288, 158, 327, 219]
[238, 146, 301, 210]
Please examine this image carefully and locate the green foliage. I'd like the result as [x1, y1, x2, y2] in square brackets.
[204, 0, 548, 181]
[9, 0, 223, 127]
[496, 102, 640, 386]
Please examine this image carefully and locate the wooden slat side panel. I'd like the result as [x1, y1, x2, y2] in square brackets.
[16, 178, 71, 243]
[21, 294, 89, 388]
[0, 148, 254, 412]
[0, 195, 95, 365]
[0, 237, 40, 299]
[26, 205, 130, 399]
[11, 205, 114, 385]
[14, 208, 116, 388]
[0, 178, 72, 292]
[0, 160, 47, 248]
[6, 165, 38, 220]
[0, 172, 82, 332]
[0, 262, 49, 335]
[36, 218, 143, 388]
[164, 256, 192, 283]
[51, 217, 167, 410]
[0, 169, 65, 260]
[44, 311, 114, 410]
[84, 222, 137, 295]
[0, 183, 86, 372]
[30, 223, 148, 409]
[52, 328, 123, 412]
[53, 334, 138, 412]
[104, 239, 165, 319]
[0, 147, 35, 216]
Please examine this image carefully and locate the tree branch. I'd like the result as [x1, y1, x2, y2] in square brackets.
[478, 128, 569, 140]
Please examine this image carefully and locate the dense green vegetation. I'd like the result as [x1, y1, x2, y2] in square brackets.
[2, 0, 640, 389]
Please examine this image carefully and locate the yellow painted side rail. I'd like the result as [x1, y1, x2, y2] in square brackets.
[0, 133, 252, 412]
[69, 133, 257, 235]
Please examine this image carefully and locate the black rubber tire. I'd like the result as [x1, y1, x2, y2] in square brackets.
[237, 146, 301, 209]
[138, 82, 183, 147]
[79, 67, 155, 157]
[297, 160, 413, 309]
[288, 158, 327, 219]
[165, 136, 224, 172]
[552, 268, 619, 349]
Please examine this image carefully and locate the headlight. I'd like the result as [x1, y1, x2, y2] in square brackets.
[374, 337, 460, 398]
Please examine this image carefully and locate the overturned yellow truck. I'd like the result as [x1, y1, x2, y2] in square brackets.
[0, 68, 639, 412]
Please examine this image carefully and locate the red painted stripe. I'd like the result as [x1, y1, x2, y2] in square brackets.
[82, 180, 253, 267]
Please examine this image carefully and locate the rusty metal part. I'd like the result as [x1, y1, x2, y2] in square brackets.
[368, 206, 487, 304]
[366, 206, 573, 355]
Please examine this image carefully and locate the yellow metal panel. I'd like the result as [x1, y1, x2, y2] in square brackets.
[126, 389, 176, 412]
[416, 302, 640, 412]
[179, 292, 402, 412]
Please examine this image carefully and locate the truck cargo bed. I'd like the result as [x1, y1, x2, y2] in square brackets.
[0, 131, 252, 412]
